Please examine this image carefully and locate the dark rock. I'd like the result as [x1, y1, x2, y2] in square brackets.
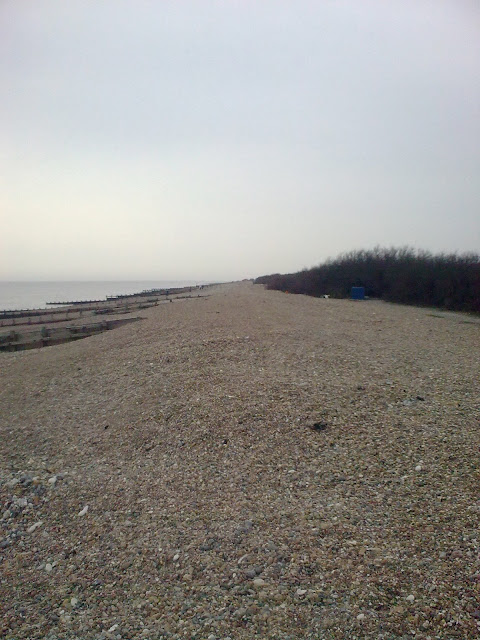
[311, 421, 328, 432]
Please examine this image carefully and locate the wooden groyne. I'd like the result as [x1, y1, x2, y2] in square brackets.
[0, 296, 209, 328]
[46, 285, 204, 306]
[0, 300, 161, 328]
[1, 285, 210, 320]
[46, 299, 106, 306]
[0, 317, 142, 352]
[0, 285, 208, 336]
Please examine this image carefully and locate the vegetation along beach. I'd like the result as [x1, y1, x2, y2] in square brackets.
[1, 281, 479, 639]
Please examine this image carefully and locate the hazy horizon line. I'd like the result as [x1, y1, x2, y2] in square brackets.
[0, 278, 220, 283]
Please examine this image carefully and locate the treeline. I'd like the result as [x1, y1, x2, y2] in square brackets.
[254, 247, 480, 312]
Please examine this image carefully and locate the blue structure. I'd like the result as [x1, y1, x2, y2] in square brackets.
[351, 286, 365, 300]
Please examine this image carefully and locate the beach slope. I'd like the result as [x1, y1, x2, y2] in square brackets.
[1, 281, 479, 639]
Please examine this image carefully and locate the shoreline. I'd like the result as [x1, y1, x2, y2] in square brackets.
[0, 280, 210, 314]
[1, 282, 479, 639]
[0, 286, 211, 351]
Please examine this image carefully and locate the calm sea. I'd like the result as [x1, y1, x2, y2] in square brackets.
[0, 281, 205, 311]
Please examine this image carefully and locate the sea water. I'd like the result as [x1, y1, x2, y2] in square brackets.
[0, 281, 206, 311]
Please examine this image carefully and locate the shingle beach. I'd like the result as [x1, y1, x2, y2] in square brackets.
[1, 281, 479, 639]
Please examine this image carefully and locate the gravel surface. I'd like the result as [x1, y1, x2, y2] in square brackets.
[1, 281, 479, 639]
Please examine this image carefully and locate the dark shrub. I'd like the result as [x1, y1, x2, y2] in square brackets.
[254, 247, 480, 313]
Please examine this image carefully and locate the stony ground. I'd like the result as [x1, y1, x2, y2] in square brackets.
[1, 281, 479, 640]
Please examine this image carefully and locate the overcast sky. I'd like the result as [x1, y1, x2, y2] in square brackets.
[1, 1, 479, 281]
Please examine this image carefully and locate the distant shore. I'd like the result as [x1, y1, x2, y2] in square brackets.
[0, 284, 211, 351]
[0, 280, 209, 312]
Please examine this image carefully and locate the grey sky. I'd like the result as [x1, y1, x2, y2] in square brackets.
[1, 1, 479, 281]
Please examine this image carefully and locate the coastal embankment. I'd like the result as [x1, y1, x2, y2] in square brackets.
[1, 281, 479, 639]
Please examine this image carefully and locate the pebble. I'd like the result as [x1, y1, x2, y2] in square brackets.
[406, 594, 415, 602]
[27, 521, 43, 533]
[357, 613, 365, 620]
[243, 520, 253, 530]
[48, 475, 57, 484]
[253, 578, 265, 588]
[70, 597, 78, 607]
[415, 465, 423, 472]
[45, 563, 53, 572]
[391, 605, 405, 614]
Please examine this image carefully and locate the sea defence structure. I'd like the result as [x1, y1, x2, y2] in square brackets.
[0, 285, 209, 350]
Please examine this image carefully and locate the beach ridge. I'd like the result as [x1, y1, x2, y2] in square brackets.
[1, 281, 479, 639]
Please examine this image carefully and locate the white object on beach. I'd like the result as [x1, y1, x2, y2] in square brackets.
[78, 505, 89, 516]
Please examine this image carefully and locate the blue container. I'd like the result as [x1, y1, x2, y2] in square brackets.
[351, 286, 365, 300]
